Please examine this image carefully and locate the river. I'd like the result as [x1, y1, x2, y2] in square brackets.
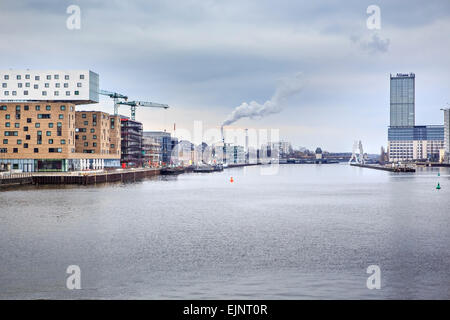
[0, 164, 449, 299]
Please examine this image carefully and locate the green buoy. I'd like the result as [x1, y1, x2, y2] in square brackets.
[438, 172, 440, 177]
[436, 182, 441, 190]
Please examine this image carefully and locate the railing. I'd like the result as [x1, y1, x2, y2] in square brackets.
[0, 172, 33, 180]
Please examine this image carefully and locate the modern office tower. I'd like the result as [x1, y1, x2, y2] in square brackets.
[0, 70, 99, 104]
[388, 125, 444, 162]
[120, 117, 143, 167]
[390, 73, 415, 127]
[143, 131, 172, 165]
[443, 108, 450, 162]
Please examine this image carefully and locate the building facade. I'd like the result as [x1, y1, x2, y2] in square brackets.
[0, 102, 119, 171]
[142, 135, 160, 167]
[388, 126, 444, 162]
[120, 117, 143, 167]
[390, 73, 415, 127]
[0, 70, 99, 104]
[443, 108, 450, 162]
[143, 131, 172, 165]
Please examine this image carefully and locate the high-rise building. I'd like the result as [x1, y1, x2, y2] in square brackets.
[443, 108, 450, 162]
[390, 73, 415, 127]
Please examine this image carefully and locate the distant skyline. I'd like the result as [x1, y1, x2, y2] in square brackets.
[1, 0, 449, 152]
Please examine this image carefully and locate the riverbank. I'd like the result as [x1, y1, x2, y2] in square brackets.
[350, 163, 416, 172]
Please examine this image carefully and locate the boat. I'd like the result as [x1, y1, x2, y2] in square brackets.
[193, 164, 223, 173]
[160, 167, 185, 175]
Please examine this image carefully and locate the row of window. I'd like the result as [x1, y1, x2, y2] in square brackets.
[3, 74, 85, 81]
[3, 120, 64, 128]
[0, 105, 71, 111]
[0, 147, 62, 153]
[2, 90, 80, 96]
[2, 82, 82, 89]
[2, 139, 66, 145]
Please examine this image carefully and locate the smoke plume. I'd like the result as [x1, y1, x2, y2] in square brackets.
[222, 73, 304, 126]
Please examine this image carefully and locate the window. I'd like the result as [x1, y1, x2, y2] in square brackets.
[49, 139, 53, 144]
[93, 142, 97, 147]
[35, 105, 40, 111]
[54, 75, 59, 80]
[13, 148, 18, 153]
[4, 91, 9, 96]
[26, 135, 30, 140]
[80, 74, 85, 79]
[42, 91, 47, 96]
[24, 143, 28, 149]
[75, 91, 79, 95]
[25, 82, 30, 87]
[84, 142, 88, 147]
[48, 123, 54, 128]
[34, 84, 38, 89]
[17, 139, 22, 145]
[77, 83, 82, 87]
[12, 91, 16, 96]
[65, 75, 69, 80]
[38, 114, 51, 119]
[5, 114, 10, 119]
[82, 136, 86, 140]
[46, 131, 51, 136]
[34, 148, 39, 153]
[27, 118, 32, 123]
[14, 123, 19, 128]
[18, 83, 23, 88]
[24, 105, 29, 111]
[60, 105, 66, 111]
[111, 144, 115, 148]
[61, 139, 66, 145]
[93, 135, 97, 139]
[3, 139, 8, 144]
[46, 75, 51, 80]
[2, 83, 6, 88]
[55, 83, 60, 88]
[66, 91, 70, 96]
[0, 148, 7, 153]
[90, 128, 95, 133]
[46, 105, 51, 111]
[5, 122, 10, 127]
[4, 75, 9, 80]
[64, 83, 68, 88]
[84, 121, 88, 125]
[25, 74, 30, 79]
[82, 114, 86, 118]
[59, 114, 64, 119]
[24, 126, 28, 132]
[35, 123, 40, 128]
[35, 76, 40, 80]
[16, 75, 21, 80]
[24, 90, 28, 95]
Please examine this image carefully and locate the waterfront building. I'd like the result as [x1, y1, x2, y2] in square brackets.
[120, 116, 143, 167]
[272, 141, 293, 157]
[75, 111, 121, 168]
[388, 125, 444, 162]
[143, 131, 172, 165]
[390, 73, 415, 127]
[443, 108, 450, 162]
[142, 135, 160, 167]
[387, 73, 444, 162]
[0, 70, 121, 172]
[222, 144, 245, 164]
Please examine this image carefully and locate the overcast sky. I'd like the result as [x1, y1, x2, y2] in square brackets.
[1, 0, 449, 152]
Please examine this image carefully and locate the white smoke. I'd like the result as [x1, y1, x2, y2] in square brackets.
[222, 73, 304, 126]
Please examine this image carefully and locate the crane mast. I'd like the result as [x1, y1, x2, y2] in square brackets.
[98, 90, 128, 115]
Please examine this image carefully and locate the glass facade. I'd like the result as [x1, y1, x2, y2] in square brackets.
[388, 126, 444, 141]
[390, 73, 415, 127]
